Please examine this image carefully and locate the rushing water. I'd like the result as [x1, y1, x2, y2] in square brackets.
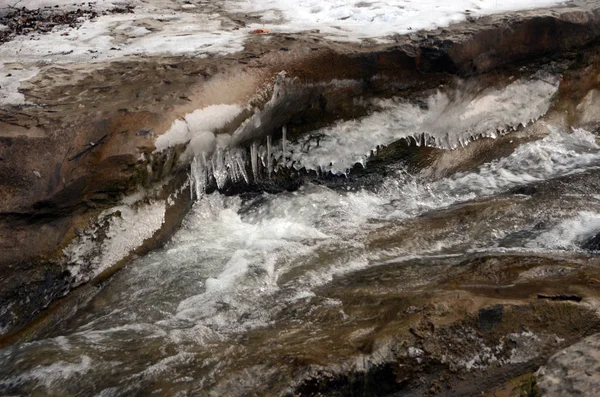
[2, 79, 600, 395]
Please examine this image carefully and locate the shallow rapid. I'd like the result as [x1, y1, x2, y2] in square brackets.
[2, 72, 600, 396]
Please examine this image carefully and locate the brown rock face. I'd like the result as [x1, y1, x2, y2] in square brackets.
[0, 111, 162, 337]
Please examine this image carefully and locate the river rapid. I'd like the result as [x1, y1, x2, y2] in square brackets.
[2, 70, 600, 396]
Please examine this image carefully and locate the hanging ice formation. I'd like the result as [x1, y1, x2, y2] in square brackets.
[188, 71, 560, 197]
[188, 125, 290, 199]
[189, 147, 250, 199]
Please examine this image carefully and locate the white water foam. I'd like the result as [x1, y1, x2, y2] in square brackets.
[172, 128, 600, 336]
[526, 211, 600, 251]
[0, 355, 92, 389]
[437, 127, 600, 197]
[58, 126, 600, 343]
[169, 192, 335, 333]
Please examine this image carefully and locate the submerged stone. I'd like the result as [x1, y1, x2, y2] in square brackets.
[582, 232, 600, 251]
[478, 304, 504, 332]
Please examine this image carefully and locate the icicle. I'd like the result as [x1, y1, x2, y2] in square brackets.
[235, 149, 250, 184]
[250, 142, 259, 182]
[201, 153, 208, 194]
[259, 145, 267, 167]
[190, 155, 207, 200]
[282, 126, 287, 156]
[267, 135, 273, 178]
[213, 148, 228, 189]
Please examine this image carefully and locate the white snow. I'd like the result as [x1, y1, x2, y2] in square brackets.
[0, 63, 39, 106]
[0, 2, 246, 106]
[0, 0, 566, 106]
[0, 9, 246, 65]
[154, 104, 245, 152]
[0, 0, 123, 10]
[64, 199, 166, 285]
[226, 0, 567, 41]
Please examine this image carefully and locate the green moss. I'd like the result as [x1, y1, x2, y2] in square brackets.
[512, 373, 541, 397]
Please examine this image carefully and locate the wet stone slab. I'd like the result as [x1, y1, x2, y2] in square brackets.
[537, 333, 600, 396]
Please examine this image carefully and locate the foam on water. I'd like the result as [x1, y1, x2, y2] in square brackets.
[0, 355, 92, 389]
[526, 211, 600, 251]
[168, 127, 600, 335]
[432, 127, 600, 197]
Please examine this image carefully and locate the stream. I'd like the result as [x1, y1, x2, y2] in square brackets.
[2, 71, 600, 396]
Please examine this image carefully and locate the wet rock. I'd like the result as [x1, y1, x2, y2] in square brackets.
[195, 254, 600, 397]
[582, 232, 600, 251]
[478, 304, 504, 332]
[537, 333, 600, 396]
[0, 110, 185, 338]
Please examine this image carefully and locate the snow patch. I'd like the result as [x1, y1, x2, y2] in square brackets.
[226, 0, 567, 42]
[64, 200, 166, 285]
[1, 0, 124, 10]
[0, 64, 39, 106]
[1, 0, 567, 107]
[0, 6, 246, 99]
[154, 104, 245, 152]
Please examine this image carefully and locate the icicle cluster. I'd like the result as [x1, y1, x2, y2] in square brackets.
[187, 73, 559, 197]
[190, 148, 249, 199]
[189, 128, 287, 199]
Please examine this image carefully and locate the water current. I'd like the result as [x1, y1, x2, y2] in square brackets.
[2, 77, 600, 396]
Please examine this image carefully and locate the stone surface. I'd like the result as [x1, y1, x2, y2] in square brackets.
[478, 304, 504, 332]
[537, 333, 600, 396]
[195, 252, 600, 396]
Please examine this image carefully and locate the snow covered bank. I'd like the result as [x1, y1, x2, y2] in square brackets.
[226, 0, 567, 41]
[0, 0, 568, 106]
[0, 0, 124, 11]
